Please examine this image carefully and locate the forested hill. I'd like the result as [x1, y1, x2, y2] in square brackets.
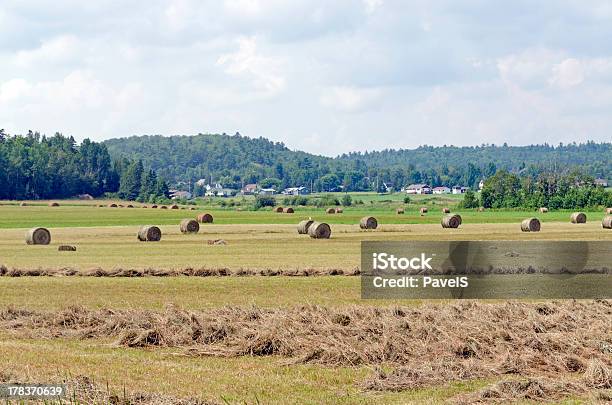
[105, 134, 611, 191]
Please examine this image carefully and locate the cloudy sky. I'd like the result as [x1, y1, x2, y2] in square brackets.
[1, 1, 612, 156]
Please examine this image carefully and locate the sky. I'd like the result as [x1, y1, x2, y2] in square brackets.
[1, 1, 612, 156]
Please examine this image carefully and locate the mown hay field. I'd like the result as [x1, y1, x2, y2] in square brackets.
[1, 202, 610, 404]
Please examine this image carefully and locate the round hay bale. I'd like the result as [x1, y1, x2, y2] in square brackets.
[326, 208, 336, 214]
[26, 228, 51, 245]
[197, 213, 214, 223]
[602, 216, 612, 229]
[180, 219, 200, 234]
[396, 207, 405, 214]
[521, 218, 541, 232]
[297, 219, 314, 234]
[308, 222, 331, 239]
[478, 207, 485, 212]
[606, 208, 612, 215]
[97, 204, 104, 207]
[274, 206, 284, 213]
[335, 208, 343, 213]
[170, 204, 179, 210]
[58, 245, 76, 251]
[137, 225, 162, 242]
[48, 202, 59, 207]
[160, 205, 168, 209]
[151, 204, 158, 209]
[189, 207, 197, 210]
[539, 207, 548, 213]
[127, 204, 134, 208]
[284, 207, 295, 213]
[441, 214, 462, 228]
[19, 202, 27, 207]
[118, 204, 124, 208]
[142, 205, 148, 208]
[420, 207, 428, 214]
[570, 212, 587, 224]
[442, 207, 451, 214]
[360, 216, 378, 229]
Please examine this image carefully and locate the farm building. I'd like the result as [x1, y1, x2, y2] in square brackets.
[405, 184, 432, 194]
[452, 186, 470, 194]
[241, 184, 258, 195]
[282, 186, 310, 196]
[170, 190, 192, 200]
[432, 186, 450, 194]
[259, 188, 276, 196]
[595, 178, 608, 187]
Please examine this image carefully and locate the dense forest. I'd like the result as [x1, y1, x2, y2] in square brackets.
[0, 130, 168, 201]
[105, 133, 611, 192]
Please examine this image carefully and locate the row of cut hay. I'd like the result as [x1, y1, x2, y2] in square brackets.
[0, 266, 361, 277]
[3, 300, 609, 394]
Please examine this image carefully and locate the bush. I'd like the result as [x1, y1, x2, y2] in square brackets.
[341, 194, 352, 206]
[403, 195, 411, 204]
[254, 195, 276, 209]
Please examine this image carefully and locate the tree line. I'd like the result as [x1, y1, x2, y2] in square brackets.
[0, 130, 169, 201]
[461, 170, 612, 209]
[105, 133, 611, 192]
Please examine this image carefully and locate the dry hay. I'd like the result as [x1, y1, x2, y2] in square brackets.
[521, 217, 541, 232]
[325, 207, 336, 214]
[297, 220, 314, 234]
[603, 216, 612, 229]
[284, 207, 295, 213]
[48, 202, 60, 207]
[2, 300, 610, 400]
[196, 213, 214, 223]
[25, 228, 51, 245]
[142, 205, 148, 208]
[0, 372, 216, 405]
[19, 202, 27, 207]
[570, 212, 587, 224]
[180, 219, 200, 234]
[58, 245, 77, 252]
[0, 266, 360, 277]
[359, 216, 378, 230]
[126, 204, 134, 208]
[137, 225, 162, 242]
[151, 204, 158, 208]
[274, 206, 284, 213]
[170, 204, 179, 209]
[118, 204, 124, 208]
[207, 239, 227, 245]
[441, 214, 461, 228]
[539, 207, 549, 213]
[335, 208, 343, 213]
[160, 205, 168, 209]
[396, 207, 404, 214]
[419, 207, 428, 214]
[308, 222, 331, 239]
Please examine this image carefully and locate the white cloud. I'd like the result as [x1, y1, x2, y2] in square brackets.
[14, 35, 80, 68]
[320, 86, 382, 112]
[550, 58, 584, 89]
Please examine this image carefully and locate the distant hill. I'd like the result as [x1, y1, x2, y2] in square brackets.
[104, 134, 611, 191]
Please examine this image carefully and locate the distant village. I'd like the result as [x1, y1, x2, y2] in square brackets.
[168, 177, 609, 200]
[167, 179, 491, 200]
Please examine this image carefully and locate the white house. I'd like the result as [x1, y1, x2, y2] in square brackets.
[282, 186, 310, 196]
[432, 186, 451, 194]
[405, 184, 432, 194]
[241, 184, 257, 195]
[478, 179, 485, 190]
[452, 186, 470, 194]
[595, 178, 608, 187]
